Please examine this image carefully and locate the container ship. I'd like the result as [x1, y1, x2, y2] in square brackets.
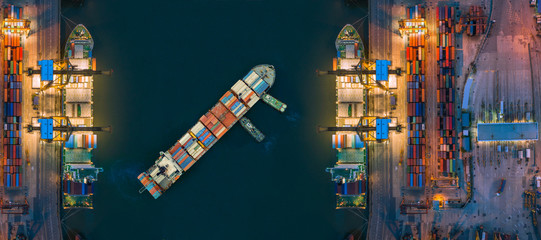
[327, 24, 368, 209]
[138, 64, 275, 199]
[61, 24, 102, 208]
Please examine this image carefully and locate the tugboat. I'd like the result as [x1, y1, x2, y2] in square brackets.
[240, 117, 265, 142]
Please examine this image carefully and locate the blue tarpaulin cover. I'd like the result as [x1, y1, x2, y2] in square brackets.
[38, 60, 54, 81]
[375, 60, 391, 81]
[38, 118, 53, 140]
[376, 118, 391, 140]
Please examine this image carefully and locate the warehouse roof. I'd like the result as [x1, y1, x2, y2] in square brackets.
[477, 122, 538, 141]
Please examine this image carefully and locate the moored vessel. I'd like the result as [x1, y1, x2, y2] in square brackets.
[240, 117, 265, 142]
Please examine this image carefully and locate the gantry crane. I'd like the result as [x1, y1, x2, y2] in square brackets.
[400, 197, 430, 214]
[0, 198, 28, 215]
[1, 8, 31, 37]
[27, 117, 111, 142]
[27, 59, 112, 93]
[318, 59, 401, 92]
[398, 18, 427, 37]
[318, 117, 402, 142]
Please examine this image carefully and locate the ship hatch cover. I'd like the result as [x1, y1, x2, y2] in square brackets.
[74, 45, 84, 58]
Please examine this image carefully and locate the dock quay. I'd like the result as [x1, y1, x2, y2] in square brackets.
[0, 1, 64, 239]
[364, 0, 541, 239]
[0, 0, 112, 239]
[317, 21, 404, 210]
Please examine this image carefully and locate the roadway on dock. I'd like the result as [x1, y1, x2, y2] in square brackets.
[367, 0, 404, 239]
[17, 0, 62, 239]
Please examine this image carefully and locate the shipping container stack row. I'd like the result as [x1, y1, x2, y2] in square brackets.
[405, 5, 426, 188]
[437, 6, 458, 178]
[459, 6, 487, 36]
[332, 134, 364, 149]
[335, 180, 367, 195]
[2, 5, 24, 188]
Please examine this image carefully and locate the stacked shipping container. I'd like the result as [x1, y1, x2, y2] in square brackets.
[460, 6, 487, 36]
[437, 6, 457, 177]
[161, 71, 267, 176]
[332, 134, 364, 149]
[2, 5, 24, 187]
[335, 180, 366, 195]
[405, 5, 426, 188]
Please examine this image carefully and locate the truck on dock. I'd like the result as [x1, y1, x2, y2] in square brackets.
[496, 178, 506, 196]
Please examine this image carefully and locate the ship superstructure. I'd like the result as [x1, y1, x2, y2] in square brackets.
[61, 24, 101, 208]
[328, 24, 368, 208]
[138, 65, 275, 199]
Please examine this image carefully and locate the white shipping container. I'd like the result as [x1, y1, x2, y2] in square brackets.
[250, 78, 265, 89]
[243, 71, 260, 86]
[245, 93, 260, 108]
[186, 140, 201, 154]
[231, 80, 245, 94]
[179, 133, 192, 146]
[191, 122, 206, 137]
[189, 145, 204, 159]
[519, 151, 523, 159]
[214, 127, 226, 138]
[32, 75, 41, 89]
[65, 88, 92, 103]
[347, 135, 354, 148]
[527, 149, 531, 158]
[231, 80, 257, 106]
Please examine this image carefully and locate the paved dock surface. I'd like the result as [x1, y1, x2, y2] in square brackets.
[367, 0, 404, 239]
[0, 0, 61, 239]
[367, 0, 541, 239]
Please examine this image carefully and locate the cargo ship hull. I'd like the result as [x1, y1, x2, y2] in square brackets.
[335, 24, 365, 60]
[61, 24, 101, 209]
[328, 24, 368, 209]
[138, 65, 275, 199]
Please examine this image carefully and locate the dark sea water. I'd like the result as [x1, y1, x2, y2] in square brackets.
[61, 0, 369, 239]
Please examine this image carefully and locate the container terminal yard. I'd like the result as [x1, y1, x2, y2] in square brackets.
[0, 0, 540, 238]
[326, 0, 541, 238]
[0, 0, 112, 239]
